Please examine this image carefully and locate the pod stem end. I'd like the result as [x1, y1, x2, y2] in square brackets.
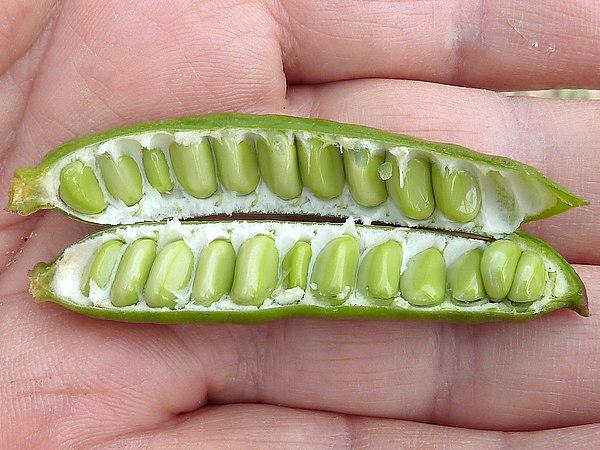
[6, 167, 51, 215]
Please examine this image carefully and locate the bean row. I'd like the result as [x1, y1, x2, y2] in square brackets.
[82, 234, 546, 309]
[58, 132, 481, 223]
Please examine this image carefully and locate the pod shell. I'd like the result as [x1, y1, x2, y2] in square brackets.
[28, 221, 588, 324]
[7, 113, 586, 237]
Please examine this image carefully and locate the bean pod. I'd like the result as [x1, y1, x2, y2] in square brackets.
[28, 220, 587, 323]
[7, 114, 586, 237]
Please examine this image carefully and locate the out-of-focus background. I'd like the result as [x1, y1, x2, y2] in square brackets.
[503, 89, 600, 99]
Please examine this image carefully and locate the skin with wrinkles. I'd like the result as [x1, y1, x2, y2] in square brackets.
[1, 0, 600, 448]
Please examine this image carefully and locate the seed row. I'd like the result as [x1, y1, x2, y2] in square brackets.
[83, 234, 546, 309]
[58, 132, 482, 223]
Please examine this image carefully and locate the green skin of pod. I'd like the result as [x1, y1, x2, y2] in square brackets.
[110, 238, 157, 307]
[281, 241, 312, 290]
[230, 235, 279, 306]
[311, 236, 359, 305]
[58, 160, 107, 215]
[97, 154, 143, 206]
[385, 156, 435, 220]
[508, 251, 546, 302]
[431, 164, 481, 222]
[192, 240, 236, 306]
[142, 148, 173, 193]
[447, 248, 485, 302]
[211, 136, 260, 195]
[256, 136, 303, 200]
[400, 248, 447, 306]
[169, 140, 217, 198]
[357, 240, 402, 305]
[481, 239, 522, 300]
[297, 138, 345, 200]
[144, 240, 194, 308]
[342, 148, 387, 207]
[8, 114, 586, 229]
[81, 239, 124, 296]
[27, 224, 588, 323]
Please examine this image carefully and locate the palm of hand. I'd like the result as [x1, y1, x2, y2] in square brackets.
[1, 1, 599, 448]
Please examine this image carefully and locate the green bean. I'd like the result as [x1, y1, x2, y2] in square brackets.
[192, 240, 236, 306]
[297, 138, 345, 200]
[169, 140, 217, 198]
[97, 154, 143, 206]
[230, 235, 278, 306]
[58, 160, 107, 215]
[142, 148, 173, 193]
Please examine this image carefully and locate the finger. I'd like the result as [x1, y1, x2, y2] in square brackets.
[0, 0, 57, 75]
[105, 409, 600, 450]
[286, 79, 599, 264]
[276, 0, 600, 89]
[9, 401, 600, 449]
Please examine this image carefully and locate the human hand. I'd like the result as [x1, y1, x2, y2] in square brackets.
[1, 1, 599, 448]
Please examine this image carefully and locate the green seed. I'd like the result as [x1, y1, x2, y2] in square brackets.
[400, 248, 446, 306]
[431, 164, 481, 222]
[144, 240, 194, 308]
[311, 236, 359, 305]
[447, 248, 485, 302]
[256, 135, 302, 200]
[357, 240, 402, 304]
[508, 251, 546, 303]
[342, 147, 387, 207]
[192, 239, 236, 306]
[110, 238, 157, 307]
[230, 235, 278, 306]
[58, 160, 107, 214]
[169, 140, 217, 198]
[142, 148, 173, 193]
[97, 154, 143, 206]
[480, 239, 522, 299]
[281, 241, 312, 290]
[81, 239, 124, 296]
[297, 138, 345, 200]
[386, 156, 435, 220]
[211, 135, 260, 195]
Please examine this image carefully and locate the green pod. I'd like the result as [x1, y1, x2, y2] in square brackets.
[297, 138, 345, 200]
[7, 114, 585, 236]
[97, 154, 144, 206]
[342, 147, 387, 207]
[28, 221, 587, 323]
[357, 240, 402, 304]
[192, 240, 236, 306]
[256, 134, 303, 200]
[311, 235, 359, 305]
